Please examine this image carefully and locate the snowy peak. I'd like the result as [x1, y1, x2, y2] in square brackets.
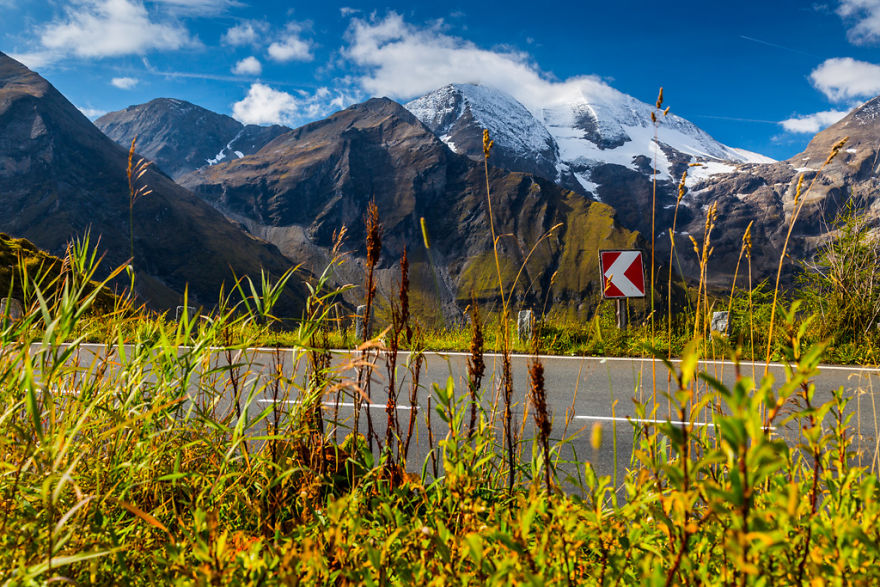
[405, 84, 564, 185]
[407, 83, 557, 158]
[406, 82, 774, 199]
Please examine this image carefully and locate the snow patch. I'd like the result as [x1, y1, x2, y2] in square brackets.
[685, 161, 737, 188]
[439, 134, 458, 153]
[207, 129, 246, 166]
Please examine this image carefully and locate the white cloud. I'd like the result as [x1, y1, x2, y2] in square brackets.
[233, 83, 299, 125]
[837, 0, 880, 44]
[232, 56, 262, 76]
[111, 76, 139, 89]
[78, 106, 107, 119]
[222, 20, 269, 47]
[8, 51, 57, 70]
[267, 24, 313, 62]
[231, 83, 357, 126]
[343, 13, 618, 115]
[340, 7, 360, 17]
[810, 57, 880, 101]
[39, 0, 197, 59]
[779, 109, 849, 133]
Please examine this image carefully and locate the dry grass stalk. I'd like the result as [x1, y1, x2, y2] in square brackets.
[126, 136, 152, 267]
[357, 199, 382, 450]
[467, 298, 485, 437]
[529, 336, 552, 495]
[764, 137, 848, 369]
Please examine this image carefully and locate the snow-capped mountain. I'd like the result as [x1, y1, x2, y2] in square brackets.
[406, 84, 572, 190]
[406, 82, 774, 239]
[406, 82, 773, 196]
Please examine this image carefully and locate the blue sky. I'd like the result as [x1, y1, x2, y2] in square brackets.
[2, 0, 880, 160]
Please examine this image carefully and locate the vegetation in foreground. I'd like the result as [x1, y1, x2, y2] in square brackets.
[3, 113, 877, 584]
[0, 218, 880, 584]
[2, 194, 880, 584]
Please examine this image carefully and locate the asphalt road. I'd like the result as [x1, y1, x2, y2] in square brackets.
[58, 344, 880, 493]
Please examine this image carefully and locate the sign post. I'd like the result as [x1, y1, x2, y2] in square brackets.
[599, 250, 646, 330]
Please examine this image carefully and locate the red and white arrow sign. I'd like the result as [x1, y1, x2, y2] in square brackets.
[599, 250, 646, 298]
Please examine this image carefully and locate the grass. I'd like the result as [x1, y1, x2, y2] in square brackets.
[3, 118, 880, 584]
[3, 237, 880, 584]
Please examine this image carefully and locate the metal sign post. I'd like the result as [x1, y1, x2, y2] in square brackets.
[599, 250, 646, 331]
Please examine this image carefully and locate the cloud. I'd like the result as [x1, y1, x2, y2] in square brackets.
[779, 109, 849, 133]
[8, 51, 57, 70]
[810, 57, 880, 101]
[233, 83, 299, 125]
[231, 83, 357, 126]
[232, 56, 262, 76]
[39, 0, 197, 59]
[340, 7, 360, 17]
[78, 106, 107, 119]
[837, 0, 880, 44]
[267, 24, 313, 62]
[111, 76, 139, 89]
[343, 13, 618, 114]
[222, 20, 269, 47]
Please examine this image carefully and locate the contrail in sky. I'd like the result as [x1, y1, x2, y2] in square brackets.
[739, 35, 819, 58]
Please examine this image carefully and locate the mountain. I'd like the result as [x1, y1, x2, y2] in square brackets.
[406, 83, 774, 240]
[179, 97, 645, 321]
[95, 98, 289, 179]
[673, 95, 880, 286]
[0, 52, 305, 314]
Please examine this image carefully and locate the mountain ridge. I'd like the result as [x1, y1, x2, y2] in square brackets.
[0, 51, 306, 315]
[95, 98, 290, 180]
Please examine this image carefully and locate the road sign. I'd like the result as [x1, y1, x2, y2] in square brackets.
[599, 250, 646, 299]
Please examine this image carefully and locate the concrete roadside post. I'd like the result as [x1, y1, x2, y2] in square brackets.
[711, 311, 729, 336]
[517, 309, 533, 342]
[176, 305, 196, 322]
[355, 305, 368, 341]
[0, 297, 23, 325]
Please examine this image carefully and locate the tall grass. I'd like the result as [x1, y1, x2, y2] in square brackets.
[3, 119, 880, 585]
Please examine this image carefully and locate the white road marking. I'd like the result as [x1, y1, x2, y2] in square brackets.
[575, 415, 715, 428]
[73, 343, 880, 373]
[257, 399, 412, 411]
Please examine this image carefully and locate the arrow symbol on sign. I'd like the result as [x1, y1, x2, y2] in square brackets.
[603, 251, 644, 297]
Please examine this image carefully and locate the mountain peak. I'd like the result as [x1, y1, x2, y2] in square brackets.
[96, 98, 290, 179]
[0, 51, 305, 313]
[406, 83, 564, 188]
[0, 51, 46, 89]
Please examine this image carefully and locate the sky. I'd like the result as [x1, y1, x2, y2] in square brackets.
[2, 1, 880, 160]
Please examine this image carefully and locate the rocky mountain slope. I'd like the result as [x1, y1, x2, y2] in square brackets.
[674, 95, 880, 286]
[406, 83, 774, 240]
[0, 52, 305, 314]
[179, 98, 644, 321]
[96, 98, 289, 179]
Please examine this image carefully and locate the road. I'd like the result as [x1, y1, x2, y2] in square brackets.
[63, 344, 880, 493]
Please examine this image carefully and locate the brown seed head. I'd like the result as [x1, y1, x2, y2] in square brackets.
[656, 87, 664, 109]
[365, 200, 382, 268]
[529, 358, 551, 440]
[825, 136, 849, 166]
[743, 220, 753, 256]
[482, 128, 494, 158]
